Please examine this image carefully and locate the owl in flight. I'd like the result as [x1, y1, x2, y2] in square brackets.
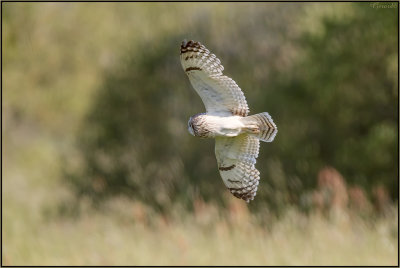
[181, 40, 278, 202]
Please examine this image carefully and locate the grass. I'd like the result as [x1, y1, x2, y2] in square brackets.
[3, 197, 398, 265]
[3, 139, 398, 265]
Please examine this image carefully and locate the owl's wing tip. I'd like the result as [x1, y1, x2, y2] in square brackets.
[181, 40, 201, 49]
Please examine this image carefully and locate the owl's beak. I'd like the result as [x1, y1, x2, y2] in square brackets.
[188, 118, 195, 136]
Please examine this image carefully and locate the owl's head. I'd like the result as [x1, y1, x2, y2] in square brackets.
[188, 113, 207, 137]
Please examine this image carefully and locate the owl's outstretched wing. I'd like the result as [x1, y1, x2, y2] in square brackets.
[180, 40, 249, 117]
[215, 134, 260, 202]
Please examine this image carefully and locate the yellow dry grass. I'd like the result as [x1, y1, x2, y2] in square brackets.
[3, 156, 398, 266]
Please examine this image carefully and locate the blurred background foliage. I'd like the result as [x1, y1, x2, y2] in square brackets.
[63, 2, 398, 212]
[3, 2, 398, 213]
[2, 2, 398, 265]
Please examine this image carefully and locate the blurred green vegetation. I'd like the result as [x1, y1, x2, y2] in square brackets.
[54, 3, 398, 211]
[3, 2, 398, 210]
[2, 2, 399, 266]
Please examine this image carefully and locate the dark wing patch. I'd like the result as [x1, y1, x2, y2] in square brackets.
[185, 67, 202, 72]
[218, 164, 236, 171]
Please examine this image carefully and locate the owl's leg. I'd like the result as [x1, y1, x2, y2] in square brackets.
[244, 125, 260, 134]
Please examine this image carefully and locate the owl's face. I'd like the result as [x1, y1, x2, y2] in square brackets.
[188, 117, 195, 136]
[188, 113, 208, 137]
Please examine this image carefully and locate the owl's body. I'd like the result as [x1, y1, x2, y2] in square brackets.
[181, 40, 278, 202]
[188, 114, 246, 138]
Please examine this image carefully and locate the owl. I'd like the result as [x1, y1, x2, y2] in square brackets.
[181, 40, 278, 202]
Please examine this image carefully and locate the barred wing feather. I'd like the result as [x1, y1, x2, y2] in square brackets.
[180, 40, 249, 117]
[215, 135, 260, 202]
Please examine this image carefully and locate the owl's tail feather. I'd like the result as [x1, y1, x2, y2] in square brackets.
[242, 112, 277, 142]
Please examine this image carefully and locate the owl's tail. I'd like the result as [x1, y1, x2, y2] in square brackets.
[242, 112, 278, 142]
